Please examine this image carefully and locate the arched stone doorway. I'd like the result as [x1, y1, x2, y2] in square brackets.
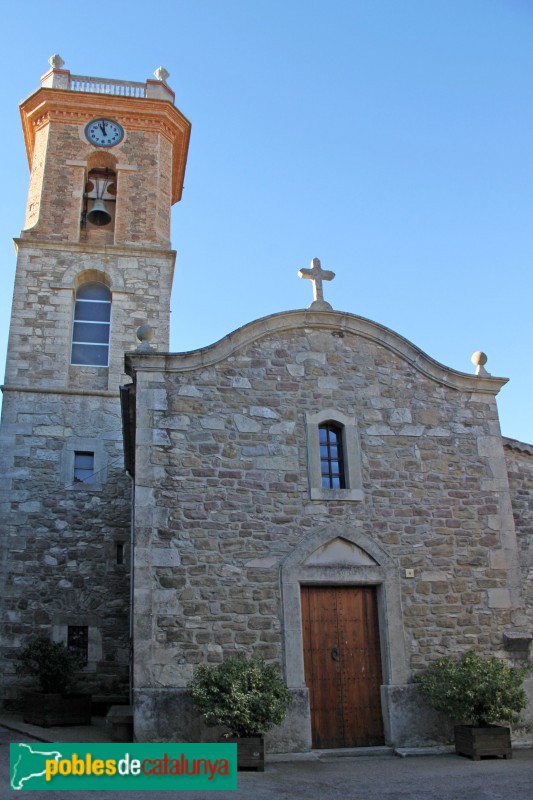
[280, 525, 409, 749]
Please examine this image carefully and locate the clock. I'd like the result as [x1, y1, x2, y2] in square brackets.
[84, 118, 124, 147]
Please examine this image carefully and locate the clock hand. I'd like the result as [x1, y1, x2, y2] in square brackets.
[99, 121, 107, 136]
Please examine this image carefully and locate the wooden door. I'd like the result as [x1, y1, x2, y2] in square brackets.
[301, 585, 384, 749]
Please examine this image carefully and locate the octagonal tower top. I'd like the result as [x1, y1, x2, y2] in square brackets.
[18, 56, 191, 247]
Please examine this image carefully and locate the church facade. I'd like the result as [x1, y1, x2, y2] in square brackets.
[1, 60, 532, 751]
[122, 309, 533, 749]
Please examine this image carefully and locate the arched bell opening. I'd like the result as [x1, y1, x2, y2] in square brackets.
[83, 168, 117, 229]
[81, 152, 118, 243]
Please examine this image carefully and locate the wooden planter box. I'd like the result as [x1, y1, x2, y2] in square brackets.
[454, 725, 512, 760]
[23, 692, 92, 727]
[225, 737, 265, 771]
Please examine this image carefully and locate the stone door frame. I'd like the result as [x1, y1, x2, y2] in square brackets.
[280, 524, 409, 690]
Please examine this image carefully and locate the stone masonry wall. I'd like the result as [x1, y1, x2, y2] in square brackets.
[1, 232, 175, 709]
[504, 441, 533, 614]
[0, 234, 174, 703]
[129, 315, 524, 695]
[114, 133, 173, 248]
[4, 241, 175, 392]
[503, 441, 533, 732]
[0, 390, 131, 705]
[22, 120, 173, 248]
[24, 124, 49, 232]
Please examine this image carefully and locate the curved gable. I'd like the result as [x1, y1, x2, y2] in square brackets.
[125, 308, 507, 394]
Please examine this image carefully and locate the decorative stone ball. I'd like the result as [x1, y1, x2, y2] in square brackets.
[136, 324, 154, 343]
[471, 351, 488, 367]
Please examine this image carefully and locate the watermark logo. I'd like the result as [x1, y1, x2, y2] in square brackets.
[10, 742, 237, 790]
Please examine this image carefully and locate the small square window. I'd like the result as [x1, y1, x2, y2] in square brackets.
[74, 451, 94, 484]
[67, 625, 89, 665]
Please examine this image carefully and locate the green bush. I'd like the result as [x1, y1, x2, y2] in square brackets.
[415, 650, 529, 726]
[189, 654, 292, 737]
[16, 634, 84, 694]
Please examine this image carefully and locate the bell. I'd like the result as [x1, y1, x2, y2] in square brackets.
[87, 199, 112, 226]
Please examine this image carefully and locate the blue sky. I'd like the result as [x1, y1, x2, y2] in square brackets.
[1, 0, 531, 442]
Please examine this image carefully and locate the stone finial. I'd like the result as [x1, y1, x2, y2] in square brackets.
[136, 323, 155, 352]
[154, 66, 170, 83]
[41, 55, 69, 89]
[48, 54, 65, 69]
[298, 258, 335, 311]
[471, 351, 491, 377]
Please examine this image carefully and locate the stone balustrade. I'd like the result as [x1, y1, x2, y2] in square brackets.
[69, 75, 147, 97]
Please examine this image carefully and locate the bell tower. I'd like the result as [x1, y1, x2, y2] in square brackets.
[0, 56, 191, 707]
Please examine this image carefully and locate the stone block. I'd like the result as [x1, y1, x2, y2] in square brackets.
[502, 632, 532, 652]
[487, 589, 512, 609]
[381, 684, 454, 747]
[249, 406, 279, 419]
[151, 548, 181, 567]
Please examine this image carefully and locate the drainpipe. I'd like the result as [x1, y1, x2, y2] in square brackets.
[126, 469, 135, 708]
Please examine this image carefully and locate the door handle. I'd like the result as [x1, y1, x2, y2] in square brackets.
[331, 646, 340, 662]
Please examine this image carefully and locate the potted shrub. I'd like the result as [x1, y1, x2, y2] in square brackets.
[16, 634, 91, 727]
[415, 650, 529, 760]
[189, 654, 292, 770]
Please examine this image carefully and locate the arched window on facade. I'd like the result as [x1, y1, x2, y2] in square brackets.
[319, 422, 346, 489]
[71, 282, 111, 367]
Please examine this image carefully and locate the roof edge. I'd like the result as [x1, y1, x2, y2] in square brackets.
[124, 308, 509, 395]
[502, 436, 533, 455]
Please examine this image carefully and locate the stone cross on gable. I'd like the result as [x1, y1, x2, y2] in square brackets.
[298, 257, 335, 310]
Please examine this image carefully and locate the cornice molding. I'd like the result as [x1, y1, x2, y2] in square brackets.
[125, 308, 509, 395]
[13, 237, 177, 260]
[19, 87, 191, 204]
[503, 437, 533, 455]
[1, 384, 120, 399]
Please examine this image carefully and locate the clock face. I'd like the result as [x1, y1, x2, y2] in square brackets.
[84, 118, 124, 147]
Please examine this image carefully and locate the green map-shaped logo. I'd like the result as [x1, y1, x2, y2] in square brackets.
[11, 743, 63, 790]
[9, 741, 237, 790]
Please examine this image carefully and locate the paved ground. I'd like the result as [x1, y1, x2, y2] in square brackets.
[2, 726, 532, 800]
[0, 713, 111, 743]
